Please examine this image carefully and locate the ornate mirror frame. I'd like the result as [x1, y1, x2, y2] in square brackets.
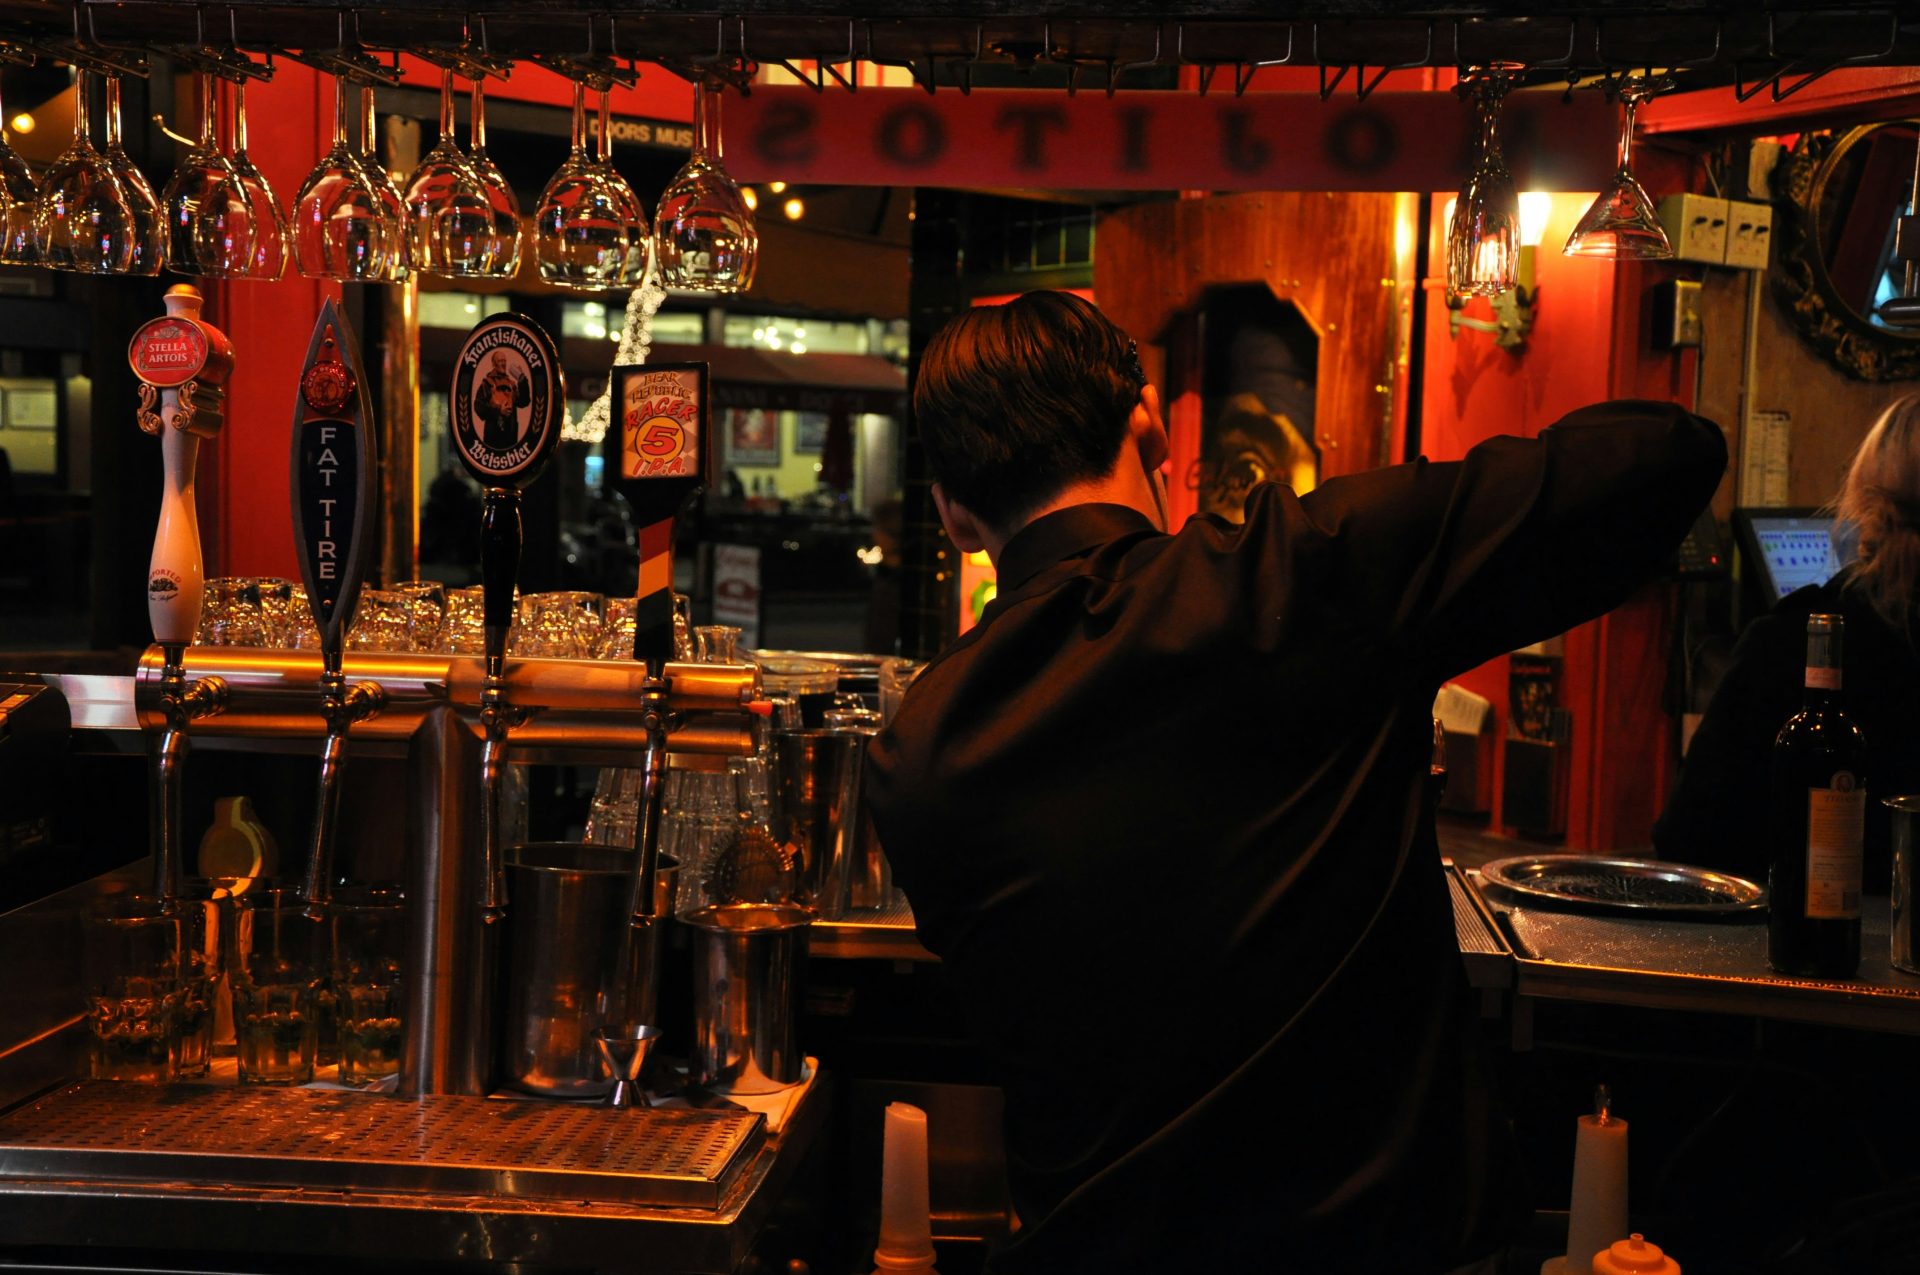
[1773, 122, 1920, 382]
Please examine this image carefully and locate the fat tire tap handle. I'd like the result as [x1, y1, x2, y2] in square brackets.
[291, 299, 381, 909]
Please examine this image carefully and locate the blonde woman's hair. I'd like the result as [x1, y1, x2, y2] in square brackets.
[1835, 392, 1920, 630]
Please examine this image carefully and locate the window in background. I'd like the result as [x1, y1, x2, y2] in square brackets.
[419, 292, 509, 330]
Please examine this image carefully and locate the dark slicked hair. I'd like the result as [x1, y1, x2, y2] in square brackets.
[914, 291, 1145, 532]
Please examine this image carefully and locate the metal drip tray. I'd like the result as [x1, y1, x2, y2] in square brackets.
[0, 1082, 766, 1209]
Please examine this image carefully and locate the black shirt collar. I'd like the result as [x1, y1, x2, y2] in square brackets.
[994, 503, 1160, 593]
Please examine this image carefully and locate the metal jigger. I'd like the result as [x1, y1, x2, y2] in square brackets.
[592, 1024, 663, 1109]
[129, 284, 235, 902]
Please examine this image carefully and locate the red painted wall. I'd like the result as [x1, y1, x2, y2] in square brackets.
[1419, 190, 1701, 849]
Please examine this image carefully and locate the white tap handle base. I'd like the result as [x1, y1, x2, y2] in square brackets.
[149, 417, 204, 649]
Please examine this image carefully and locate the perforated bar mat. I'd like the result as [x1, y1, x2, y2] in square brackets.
[0, 1082, 765, 1208]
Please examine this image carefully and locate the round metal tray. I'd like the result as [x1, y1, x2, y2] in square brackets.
[1477, 855, 1767, 915]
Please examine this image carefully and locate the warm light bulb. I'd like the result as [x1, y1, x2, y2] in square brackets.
[769, 180, 788, 194]
[742, 187, 758, 211]
[1518, 192, 1553, 248]
[9, 113, 31, 135]
[790, 342, 807, 354]
[783, 197, 805, 220]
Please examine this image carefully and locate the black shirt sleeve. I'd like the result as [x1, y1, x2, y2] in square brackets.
[1294, 399, 1726, 683]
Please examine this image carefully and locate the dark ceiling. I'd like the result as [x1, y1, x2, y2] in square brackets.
[3, 3, 1919, 99]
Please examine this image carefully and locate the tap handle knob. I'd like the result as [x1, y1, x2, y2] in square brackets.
[291, 299, 378, 665]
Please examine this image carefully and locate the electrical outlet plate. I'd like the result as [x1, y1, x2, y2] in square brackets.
[1657, 193, 1730, 265]
[1724, 199, 1774, 269]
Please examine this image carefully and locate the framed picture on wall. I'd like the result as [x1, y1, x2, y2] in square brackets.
[6, 386, 56, 430]
[793, 411, 830, 454]
[727, 408, 779, 466]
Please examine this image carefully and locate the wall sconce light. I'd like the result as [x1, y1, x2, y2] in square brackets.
[1449, 192, 1552, 351]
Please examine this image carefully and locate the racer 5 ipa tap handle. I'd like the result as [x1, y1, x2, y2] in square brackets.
[129, 284, 234, 900]
[449, 312, 564, 916]
[293, 300, 382, 910]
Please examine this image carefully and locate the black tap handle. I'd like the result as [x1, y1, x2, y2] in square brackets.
[480, 490, 520, 671]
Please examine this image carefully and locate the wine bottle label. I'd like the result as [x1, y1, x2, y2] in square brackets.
[1805, 776, 1865, 919]
[1805, 666, 1842, 691]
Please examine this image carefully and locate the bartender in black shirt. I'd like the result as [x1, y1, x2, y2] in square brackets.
[865, 291, 1726, 1274]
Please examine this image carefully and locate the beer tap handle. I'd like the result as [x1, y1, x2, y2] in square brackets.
[130, 284, 235, 901]
[448, 313, 565, 919]
[292, 300, 381, 910]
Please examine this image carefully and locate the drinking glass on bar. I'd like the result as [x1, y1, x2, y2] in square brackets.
[594, 86, 651, 287]
[465, 77, 523, 278]
[232, 887, 323, 1085]
[395, 579, 449, 652]
[195, 577, 267, 647]
[247, 576, 297, 647]
[329, 885, 405, 1086]
[346, 587, 409, 652]
[283, 585, 322, 650]
[1447, 70, 1520, 298]
[173, 878, 233, 1078]
[82, 894, 183, 1083]
[1564, 77, 1675, 261]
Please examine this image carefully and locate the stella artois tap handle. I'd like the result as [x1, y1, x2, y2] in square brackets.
[292, 300, 383, 910]
[129, 284, 235, 900]
[602, 360, 713, 1033]
[449, 313, 564, 917]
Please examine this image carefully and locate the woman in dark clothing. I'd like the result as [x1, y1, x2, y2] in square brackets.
[1655, 392, 1920, 889]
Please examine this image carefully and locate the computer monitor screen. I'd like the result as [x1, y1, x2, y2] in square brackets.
[1734, 509, 1846, 604]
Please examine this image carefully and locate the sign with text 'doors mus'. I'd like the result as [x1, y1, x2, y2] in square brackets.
[290, 301, 377, 654]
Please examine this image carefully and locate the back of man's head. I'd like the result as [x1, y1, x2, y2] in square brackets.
[914, 291, 1143, 532]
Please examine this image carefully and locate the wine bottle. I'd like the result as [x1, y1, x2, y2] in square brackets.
[1767, 613, 1867, 977]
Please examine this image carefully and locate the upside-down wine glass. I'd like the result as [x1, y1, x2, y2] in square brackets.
[1447, 70, 1521, 297]
[103, 75, 166, 275]
[403, 68, 490, 277]
[595, 86, 650, 286]
[356, 85, 408, 282]
[293, 72, 391, 281]
[1563, 77, 1675, 261]
[161, 73, 232, 275]
[37, 71, 140, 273]
[458, 76, 521, 278]
[196, 81, 289, 279]
[534, 82, 631, 292]
[0, 76, 39, 264]
[654, 79, 757, 293]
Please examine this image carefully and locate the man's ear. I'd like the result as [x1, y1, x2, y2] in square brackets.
[1130, 384, 1170, 472]
[931, 483, 988, 555]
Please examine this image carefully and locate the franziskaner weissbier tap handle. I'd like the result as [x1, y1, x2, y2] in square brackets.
[448, 313, 565, 915]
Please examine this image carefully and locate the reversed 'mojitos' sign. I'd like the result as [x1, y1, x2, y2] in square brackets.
[726, 87, 1616, 193]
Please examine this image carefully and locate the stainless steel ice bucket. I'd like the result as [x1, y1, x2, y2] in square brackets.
[500, 843, 678, 1097]
[686, 902, 811, 1094]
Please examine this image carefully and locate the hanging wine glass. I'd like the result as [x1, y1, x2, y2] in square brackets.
[101, 75, 165, 276]
[654, 79, 757, 293]
[355, 85, 408, 282]
[594, 86, 651, 286]
[292, 72, 391, 281]
[36, 70, 140, 274]
[1564, 77, 1675, 261]
[1447, 70, 1521, 298]
[534, 82, 631, 292]
[195, 81, 289, 280]
[0, 75, 40, 264]
[459, 77, 522, 278]
[161, 73, 232, 275]
[403, 68, 490, 278]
